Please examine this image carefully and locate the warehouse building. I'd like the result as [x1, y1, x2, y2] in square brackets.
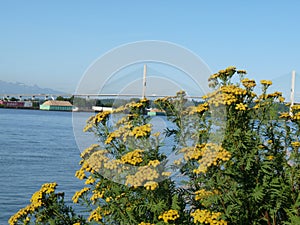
[40, 100, 73, 111]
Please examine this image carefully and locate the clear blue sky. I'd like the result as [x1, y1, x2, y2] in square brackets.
[0, 0, 299, 94]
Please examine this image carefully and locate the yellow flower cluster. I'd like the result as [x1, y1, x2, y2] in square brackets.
[128, 102, 144, 109]
[103, 159, 122, 170]
[266, 91, 282, 99]
[279, 96, 285, 102]
[162, 171, 171, 177]
[260, 80, 272, 86]
[221, 85, 247, 96]
[235, 103, 247, 111]
[191, 209, 227, 225]
[105, 196, 112, 202]
[189, 102, 209, 115]
[105, 125, 132, 144]
[158, 209, 180, 223]
[42, 182, 57, 193]
[180, 145, 204, 161]
[209, 66, 237, 80]
[121, 149, 144, 165]
[127, 99, 148, 109]
[204, 85, 249, 107]
[9, 205, 34, 225]
[290, 105, 300, 119]
[129, 124, 152, 138]
[94, 111, 111, 124]
[83, 111, 111, 132]
[111, 99, 148, 114]
[180, 144, 231, 174]
[144, 181, 159, 190]
[75, 161, 94, 180]
[292, 104, 300, 110]
[148, 159, 160, 167]
[237, 69, 247, 74]
[80, 144, 100, 159]
[138, 222, 155, 225]
[242, 78, 256, 89]
[90, 190, 105, 203]
[85, 176, 96, 185]
[86, 150, 109, 172]
[88, 207, 102, 222]
[115, 114, 136, 126]
[8, 183, 57, 225]
[291, 141, 300, 148]
[293, 112, 300, 120]
[72, 187, 90, 203]
[279, 112, 290, 119]
[195, 189, 218, 201]
[29, 182, 57, 208]
[126, 164, 159, 188]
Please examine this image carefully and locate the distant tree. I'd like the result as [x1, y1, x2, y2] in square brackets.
[95, 100, 102, 106]
[9, 97, 18, 101]
[56, 96, 65, 101]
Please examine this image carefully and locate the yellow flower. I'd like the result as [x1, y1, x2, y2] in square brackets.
[267, 155, 274, 160]
[125, 165, 159, 187]
[260, 80, 272, 86]
[85, 176, 96, 185]
[191, 143, 231, 175]
[237, 70, 247, 74]
[242, 78, 256, 88]
[292, 112, 300, 120]
[72, 187, 90, 203]
[292, 104, 300, 110]
[138, 222, 155, 225]
[189, 102, 209, 115]
[144, 181, 159, 190]
[291, 141, 300, 148]
[93, 111, 111, 124]
[195, 189, 217, 201]
[191, 209, 227, 225]
[162, 171, 171, 177]
[158, 209, 180, 223]
[235, 103, 247, 111]
[147, 159, 160, 167]
[121, 149, 144, 165]
[279, 96, 285, 102]
[279, 112, 290, 119]
[80, 144, 100, 159]
[105, 197, 112, 202]
[129, 124, 152, 138]
[88, 207, 102, 222]
[90, 190, 105, 203]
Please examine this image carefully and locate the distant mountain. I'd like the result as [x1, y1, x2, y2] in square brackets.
[0, 80, 65, 95]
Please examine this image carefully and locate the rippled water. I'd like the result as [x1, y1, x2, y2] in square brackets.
[0, 108, 183, 224]
[0, 108, 84, 224]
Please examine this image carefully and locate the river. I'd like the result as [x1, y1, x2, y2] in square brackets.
[0, 108, 182, 224]
[0, 108, 85, 224]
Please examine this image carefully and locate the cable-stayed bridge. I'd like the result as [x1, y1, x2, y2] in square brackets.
[1, 64, 299, 103]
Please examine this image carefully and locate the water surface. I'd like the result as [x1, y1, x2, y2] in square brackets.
[0, 108, 83, 224]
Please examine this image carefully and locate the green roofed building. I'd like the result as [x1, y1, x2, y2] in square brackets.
[40, 100, 73, 111]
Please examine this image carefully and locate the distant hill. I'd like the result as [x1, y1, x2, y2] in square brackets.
[0, 80, 65, 95]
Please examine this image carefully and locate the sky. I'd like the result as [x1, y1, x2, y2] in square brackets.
[0, 0, 300, 97]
